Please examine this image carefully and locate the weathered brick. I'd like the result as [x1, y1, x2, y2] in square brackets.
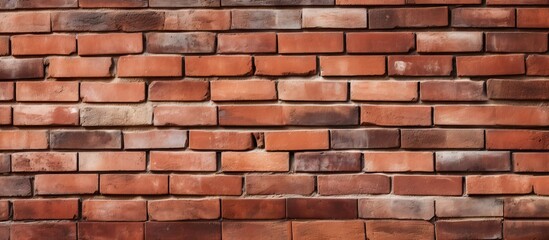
[52, 11, 164, 31]
[118, 55, 182, 77]
[0, 0, 77, 8]
[221, 152, 289, 172]
[13, 105, 78, 126]
[11, 152, 77, 172]
[149, 80, 209, 102]
[222, 222, 291, 240]
[223, 199, 285, 219]
[79, 152, 146, 172]
[124, 130, 188, 149]
[505, 198, 549, 218]
[231, 9, 301, 29]
[49, 57, 112, 78]
[331, 129, 400, 149]
[487, 0, 549, 4]
[0, 154, 9, 173]
[147, 32, 215, 54]
[79, 0, 147, 7]
[417, 32, 483, 52]
[278, 80, 347, 101]
[366, 221, 434, 240]
[487, 32, 548, 52]
[369, 7, 448, 29]
[0, 130, 48, 150]
[170, 175, 242, 196]
[164, 10, 230, 30]
[347, 32, 414, 53]
[50, 130, 121, 150]
[11, 34, 75, 56]
[100, 174, 168, 195]
[78, 33, 143, 55]
[452, 8, 515, 27]
[81, 106, 152, 126]
[82, 200, 146, 221]
[265, 130, 329, 151]
[421, 80, 487, 102]
[78, 223, 144, 240]
[154, 106, 217, 126]
[13, 199, 78, 220]
[394, 175, 463, 196]
[486, 130, 549, 150]
[218, 33, 276, 53]
[211, 80, 276, 101]
[149, 0, 219, 7]
[364, 151, 434, 172]
[185, 56, 252, 77]
[321, 56, 386, 76]
[150, 151, 216, 172]
[255, 56, 317, 76]
[436, 198, 503, 217]
[504, 221, 549, 239]
[435, 105, 549, 126]
[10, 223, 76, 240]
[0, 200, 7, 220]
[467, 175, 532, 194]
[295, 151, 362, 172]
[190, 131, 253, 150]
[278, 32, 344, 53]
[0, 12, 51, 33]
[0, 176, 32, 196]
[245, 175, 315, 195]
[149, 199, 220, 221]
[436, 220, 502, 240]
[488, 79, 549, 100]
[0, 58, 44, 79]
[302, 8, 367, 28]
[292, 221, 365, 240]
[81, 82, 145, 103]
[0, 106, 10, 125]
[16, 81, 78, 102]
[223, 0, 333, 6]
[146, 222, 221, 240]
[435, 151, 511, 172]
[34, 174, 98, 195]
[359, 197, 434, 220]
[351, 81, 418, 102]
[338, 0, 404, 4]
[0, 37, 7, 56]
[361, 105, 431, 126]
[318, 174, 390, 195]
[0, 82, 13, 101]
[401, 129, 484, 149]
[287, 198, 357, 219]
[388, 55, 453, 76]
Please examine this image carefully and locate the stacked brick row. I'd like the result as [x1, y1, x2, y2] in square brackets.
[0, 0, 549, 239]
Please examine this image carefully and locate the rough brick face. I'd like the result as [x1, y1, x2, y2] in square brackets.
[0, 0, 545, 238]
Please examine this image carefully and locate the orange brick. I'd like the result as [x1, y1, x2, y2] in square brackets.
[0, 12, 51, 33]
[278, 80, 348, 101]
[221, 152, 289, 172]
[82, 200, 146, 221]
[170, 174, 242, 196]
[320, 56, 386, 76]
[11, 34, 75, 55]
[149, 80, 209, 102]
[255, 56, 317, 76]
[218, 32, 276, 53]
[154, 106, 217, 126]
[150, 151, 216, 172]
[435, 105, 549, 126]
[0, 82, 13, 101]
[389, 55, 453, 76]
[13, 199, 78, 220]
[185, 56, 252, 77]
[361, 105, 432, 126]
[78, 33, 143, 55]
[517, 8, 549, 28]
[100, 174, 168, 195]
[13, 105, 79, 126]
[265, 130, 329, 151]
[11, 152, 77, 172]
[81, 82, 145, 103]
[292, 221, 365, 240]
[351, 81, 418, 102]
[467, 175, 532, 194]
[118, 55, 182, 77]
[416, 32, 483, 53]
[49, 57, 112, 78]
[0, 130, 48, 150]
[189, 131, 254, 151]
[16, 81, 79, 102]
[34, 174, 98, 195]
[364, 152, 434, 172]
[211, 80, 276, 101]
[149, 199, 220, 221]
[278, 32, 344, 53]
[79, 152, 146, 172]
[347, 32, 414, 53]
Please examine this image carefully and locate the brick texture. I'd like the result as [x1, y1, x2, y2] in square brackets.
[0, 1, 545, 239]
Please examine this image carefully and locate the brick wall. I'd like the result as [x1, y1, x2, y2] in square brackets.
[0, 0, 548, 239]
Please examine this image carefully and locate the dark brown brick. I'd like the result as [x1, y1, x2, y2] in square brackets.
[331, 129, 400, 149]
[287, 198, 357, 219]
[222, 199, 285, 220]
[284, 105, 359, 126]
[52, 11, 164, 32]
[50, 130, 122, 150]
[401, 129, 484, 149]
[488, 79, 549, 100]
[0, 176, 31, 197]
[146, 32, 216, 54]
[0, 0, 77, 8]
[0, 59, 43, 79]
[369, 7, 448, 29]
[145, 222, 220, 240]
[231, 9, 301, 29]
[294, 151, 362, 172]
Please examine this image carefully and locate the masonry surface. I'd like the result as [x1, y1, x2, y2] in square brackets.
[0, 0, 548, 239]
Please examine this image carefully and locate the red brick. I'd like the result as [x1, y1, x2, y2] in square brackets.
[222, 199, 285, 219]
[408, 0, 480, 3]
[394, 175, 462, 196]
[79, 152, 146, 172]
[421, 80, 486, 102]
[360, 197, 434, 219]
[467, 175, 532, 194]
[265, 130, 329, 151]
[147, 32, 215, 54]
[505, 198, 549, 218]
[49, 57, 111, 78]
[366, 221, 434, 240]
[245, 175, 315, 195]
[150, 151, 216, 172]
[486, 130, 549, 150]
[436, 198, 503, 217]
[52, 11, 164, 32]
[255, 56, 317, 76]
[452, 8, 515, 27]
[149, 80, 209, 102]
[185, 56, 252, 77]
[221, 152, 288, 172]
[278, 32, 344, 53]
[11, 152, 76, 172]
[78, 222, 144, 240]
[154, 106, 216, 126]
[80, 106, 152, 126]
[149, 199, 220, 221]
[0, 154, 9, 174]
[124, 130, 187, 149]
[401, 129, 484, 149]
[11, 34, 75, 56]
[100, 174, 168, 195]
[331, 129, 400, 149]
[224, 0, 333, 6]
[458, 54, 525, 76]
[504, 221, 549, 239]
[81, 82, 145, 103]
[118, 55, 182, 77]
[150, 0, 220, 7]
[0, 130, 48, 150]
[16, 81, 78, 102]
[321, 56, 385, 76]
[278, 80, 347, 102]
[416, 32, 483, 52]
[0, 201, 7, 220]
[13, 105, 78, 126]
[0, 37, 7, 55]
[222, 221, 291, 240]
[79, 0, 147, 7]
[534, 176, 549, 195]
[146, 222, 220, 240]
[514, 153, 549, 172]
[0, 82, 13, 101]
[292, 221, 365, 240]
[487, 32, 548, 52]
[0, 58, 44, 79]
[190, 131, 253, 150]
[287, 198, 357, 219]
[0, 12, 50, 33]
[351, 81, 418, 102]
[488, 79, 549, 100]
[170, 175, 242, 196]
[436, 151, 511, 172]
[211, 80, 276, 101]
[369, 7, 448, 29]
[361, 105, 431, 126]
[34, 174, 98, 195]
[0, 176, 32, 196]
[337, 0, 404, 4]
[218, 33, 276, 53]
[435, 105, 549, 126]
[295, 151, 361, 172]
[10, 223, 76, 240]
[82, 200, 146, 221]
[527, 55, 549, 76]
[231, 9, 300, 29]
[388, 55, 453, 76]
[347, 32, 414, 53]
[364, 152, 434, 172]
[51, 130, 121, 150]
[303, 8, 367, 28]
[78, 33, 143, 55]
[164, 10, 230, 30]
[517, 8, 549, 28]
[0, 0, 77, 8]
[0, 107, 10, 125]
[13, 199, 78, 220]
[318, 174, 390, 195]
[488, 0, 549, 3]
